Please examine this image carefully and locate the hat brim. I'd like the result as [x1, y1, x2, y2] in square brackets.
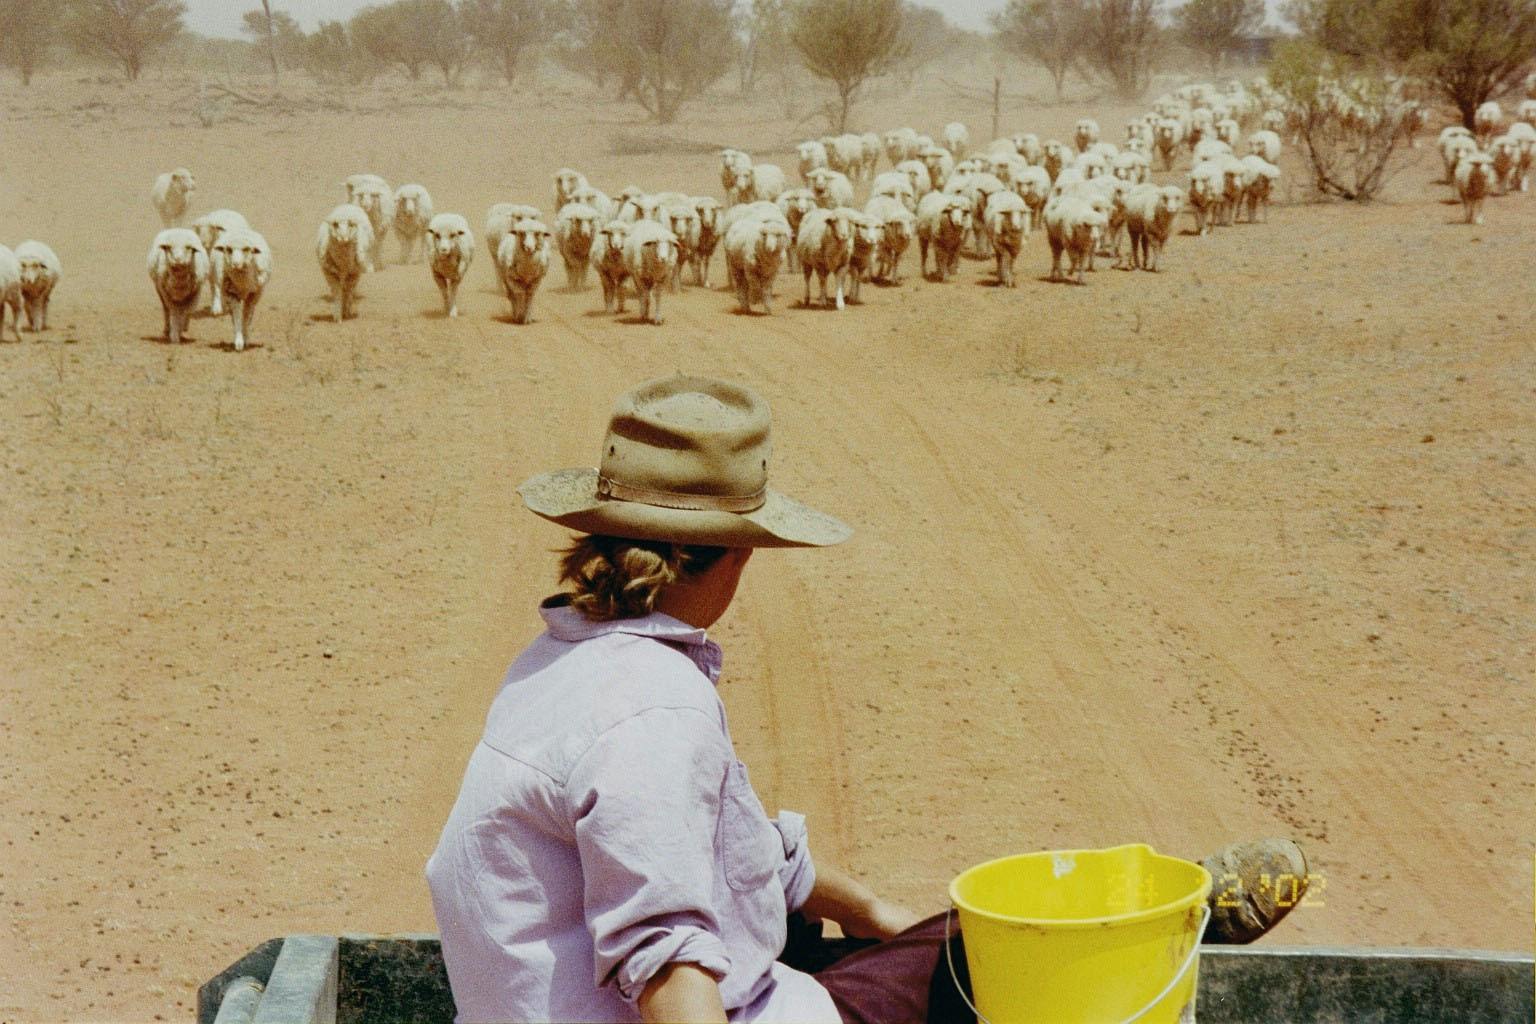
[517, 468, 851, 548]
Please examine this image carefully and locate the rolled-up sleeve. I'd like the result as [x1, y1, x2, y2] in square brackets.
[565, 706, 734, 1003]
[771, 811, 817, 914]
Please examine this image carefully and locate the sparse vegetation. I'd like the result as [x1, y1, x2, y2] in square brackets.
[1288, 0, 1536, 130]
[1175, 0, 1263, 72]
[564, 0, 737, 124]
[459, 0, 563, 85]
[62, 0, 187, 82]
[0, 0, 61, 86]
[789, 0, 909, 131]
[1079, 0, 1162, 101]
[992, 0, 1088, 102]
[351, 0, 472, 86]
[1268, 39, 1415, 200]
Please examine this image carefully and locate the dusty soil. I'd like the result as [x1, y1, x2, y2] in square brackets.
[1, 67, 1532, 1023]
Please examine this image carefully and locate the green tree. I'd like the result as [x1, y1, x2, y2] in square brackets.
[0, 0, 60, 85]
[991, 0, 1088, 102]
[789, 0, 909, 131]
[1176, 0, 1263, 71]
[565, 0, 736, 122]
[1080, 0, 1161, 100]
[242, 2, 305, 81]
[301, 19, 382, 84]
[352, 0, 472, 85]
[459, 0, 564, 84]
[63, 0, 186, 81]
[1289, 0, 1536, 128]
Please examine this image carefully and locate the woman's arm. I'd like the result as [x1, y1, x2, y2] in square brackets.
[638, 962, 728, 1024]
[801, 862, 922, 941]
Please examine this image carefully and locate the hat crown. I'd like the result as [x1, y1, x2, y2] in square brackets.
[599, 377, 770, 505]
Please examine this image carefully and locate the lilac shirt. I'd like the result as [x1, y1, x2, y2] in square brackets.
[425, 604, 841, 1023]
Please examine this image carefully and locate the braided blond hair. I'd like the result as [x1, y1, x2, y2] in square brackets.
[557, 535, 729, 621]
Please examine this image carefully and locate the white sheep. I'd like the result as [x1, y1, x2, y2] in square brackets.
[148, 228, 209, 343]
[1073, 118, 1101, 154]
[316, 204, 374, 322]
[622, 220, 678, 325]
[1215, 117, 1242, 148]
[823, 134, 865, 180]
[1011, 165, 1053, 231]
[553, 168, 589, 214]
[1238, 155, 1280, 222]
[1124, 184, 1184, 272]
[896, 159, 932, 199]
[984, 190, 1029, 288]
[1474, 101, 1503, 145]
[725, 215, 792, 315]
[554, 202, 601, 290]
[1522, 98, 1536, 124]
[495, 219, 552, 324]
[915, 191, 969, 282]
[723, 200, 789, 241]
[798, 140, 830, 183]
[14, 241, 61, 333]
[1455, 151, 1494, 224]
[1040, 139, 1069, 182]
[571, 185, 616, 223]
[350, 179, 394, 272]
[747, 163, 789, 204]
[719, 149, 753, 197]
[0, 246, 22, 343]
[1043, 196, 1106, 284]
[618, 192, 664, 224]
[805, 167, 855, 210]
[1010, 132, 1044, 166]
[1187, 160, 1223, 235]
[920, 145, 955, 190]
[846, 212, 882, 304]
[1154, 119, 1184, 171]
[691, 197, 724, 286]
[591, 220, 632, 315]
[942, 122, 970, 159]
[151, 168, 196, 227]
[392, 184, 434, 264]
[859, 132, 883, 181]
[774, 190, 816, 272]
[425, 213, 474, 318]
[192, 209, 250, 316]
[1246, 129, 1281, 163]
[883, 127, 922, 166]
[661, 201, 701, 292]
[1488, 134, 1522, 194]
[1505, 121, 1536, 192]
[1112, 150, 1152, 185]
[212, 228, 272, 352]
[486, 203, 542, 262]
[795, 206, 855, 310]
[1216, 154, 1246, 226]
[1439, 130, 1478, 185]
[871, 171, 918, 212]
[863, 195, 915, 284]
[345, 173, 389, 203]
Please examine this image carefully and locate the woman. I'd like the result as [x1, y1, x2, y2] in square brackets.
[426, 375, 1307, 1024]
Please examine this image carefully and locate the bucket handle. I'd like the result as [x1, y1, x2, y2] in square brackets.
[943, 902, 1211, 1024]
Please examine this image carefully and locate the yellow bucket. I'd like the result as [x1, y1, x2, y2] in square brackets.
[948, 843, 1212, 1024]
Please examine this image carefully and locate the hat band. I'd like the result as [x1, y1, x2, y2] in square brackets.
[596, 474, 767, 513]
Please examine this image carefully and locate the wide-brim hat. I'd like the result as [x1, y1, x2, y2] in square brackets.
[517, 375, 851, 548]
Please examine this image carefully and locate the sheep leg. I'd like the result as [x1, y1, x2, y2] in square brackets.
[651, 288, 663, 325]
[918, 238, 929, 279]
[231, 297, 247, 352]
[1049, 240, 1063, 282]
[833, 270, 845, 311]
[802, 268, 813, 308]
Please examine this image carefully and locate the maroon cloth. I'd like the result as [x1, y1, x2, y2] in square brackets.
[778, 912, 977, 1024]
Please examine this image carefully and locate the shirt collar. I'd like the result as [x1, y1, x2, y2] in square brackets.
[538, 602, 724, 684]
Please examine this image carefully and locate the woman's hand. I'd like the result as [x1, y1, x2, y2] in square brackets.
[848, 897, 923, 941]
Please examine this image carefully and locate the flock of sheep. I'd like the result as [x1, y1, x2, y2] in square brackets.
[4, 77, 1529, 349]
[1441, 99, 1536, 225]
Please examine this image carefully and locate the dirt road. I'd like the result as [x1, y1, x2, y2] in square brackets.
[1, 72, 1531, 1022]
